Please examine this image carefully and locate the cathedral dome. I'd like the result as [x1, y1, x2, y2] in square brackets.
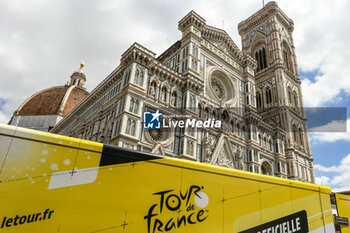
[16, 85, 88, 117]
[9, 62, 89, 131]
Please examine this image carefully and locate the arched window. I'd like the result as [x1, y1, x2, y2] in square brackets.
[134, 69, 139, 85]
[283, 50, 290, 70]
[299, 128, 304, 147]
[259, 50, 263, 71]
[256, 92, 262, 108]
[134, 100, 139, 114]
[129, 98, 139, 114]
[171, 92, 177, 107]
[263, 47, 267, 68]
[292, 124, 298, 145]
[198, 104, 202, 118]
[293, 91, 298, 108]
[255, 46, 268, 72]
[288, 87, 293, 106]
[126, 118, 136, 136]
[282, 42, 293, 72]
[129, 98, 134, 112]
[269, 139, 273, 151]
[186, 140, 194, 156]
[265, 88, 272, 105]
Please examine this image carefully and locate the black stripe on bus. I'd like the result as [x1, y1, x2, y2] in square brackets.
[99, 144, 164, 167]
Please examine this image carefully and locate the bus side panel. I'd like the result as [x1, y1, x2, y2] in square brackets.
[0, 127, 104, 232]
[0, 136, 79, 181]
[336, 194, 350, 233]
[179, 165, 332, 233]
[54, 158, 184, 232]
[259, 182, 293, 223]
[0, 125, 336, 233]
[180, 165, 261, 233]
[0, 125, 17, 176]
[319, 192, 336, 233]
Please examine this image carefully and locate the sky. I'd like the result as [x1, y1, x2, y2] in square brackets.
[1, 0, 350, 191]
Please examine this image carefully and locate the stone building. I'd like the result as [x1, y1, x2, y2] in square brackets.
[9, 63, 89, 132]
[51, 2, 314, 183]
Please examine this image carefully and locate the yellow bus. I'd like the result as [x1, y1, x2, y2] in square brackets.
[333, 193, 350, 233]
[0, 123, 340, 232]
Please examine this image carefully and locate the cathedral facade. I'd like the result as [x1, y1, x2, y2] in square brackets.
[51, 2, 315, 183]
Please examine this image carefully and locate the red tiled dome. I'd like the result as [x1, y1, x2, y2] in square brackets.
[17, 85, 88, 117]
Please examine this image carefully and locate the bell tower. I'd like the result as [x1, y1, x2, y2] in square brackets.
[238, 2, 314, 183]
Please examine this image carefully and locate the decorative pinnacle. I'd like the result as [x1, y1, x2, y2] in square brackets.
[78, 61, 85, 73]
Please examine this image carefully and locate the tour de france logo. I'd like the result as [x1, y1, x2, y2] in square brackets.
[144, 185, 209, 233]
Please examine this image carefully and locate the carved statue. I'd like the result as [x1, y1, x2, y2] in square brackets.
[149, 84, 155, 97]
[171, 93, 177, 107]
[217, 147, 232, 168]
[160, 91, 166, 102]
[237, 147, 244, 170]
[202, 134, 216, 163]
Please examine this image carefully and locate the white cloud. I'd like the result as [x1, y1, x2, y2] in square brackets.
[309, 120, 346, 132]
[314, 154, 350, 191]
[332, 186, 350, 193]
[314, 164, 338, 173]
[285, 0, 350, 107]
[0, 111, 9, 124]
[315, 176, 330, 186]
[310, 119, 350, 142]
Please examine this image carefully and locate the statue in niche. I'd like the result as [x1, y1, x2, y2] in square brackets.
[160, 87, 167, 102]
[236, 146, 244, 170]
[171, 92, 177, 107]
[149, 82, 156, 97]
